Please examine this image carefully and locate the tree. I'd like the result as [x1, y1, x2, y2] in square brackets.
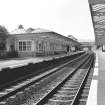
[0, 25, 8, 50]
[26, 27, 35, 32]
[18, 24, 24, 29]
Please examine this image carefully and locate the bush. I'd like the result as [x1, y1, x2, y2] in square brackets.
[7, 51, 18, 58]
[0, 50, 7, 59]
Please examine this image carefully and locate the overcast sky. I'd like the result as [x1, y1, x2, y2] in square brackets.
[0, 0, 94, 41]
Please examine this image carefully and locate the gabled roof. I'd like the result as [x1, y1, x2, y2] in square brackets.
[31, 28, 52, 33]
[10, 28, 26, 34]
[9, 28, 51, 35]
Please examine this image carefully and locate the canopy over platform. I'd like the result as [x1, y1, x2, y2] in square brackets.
[88, 0, 105, 4]
[88, 0, 105, 49]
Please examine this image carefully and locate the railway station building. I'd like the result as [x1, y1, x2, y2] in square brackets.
[6, 26, 80, 57]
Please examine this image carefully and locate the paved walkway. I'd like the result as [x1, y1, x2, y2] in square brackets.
[86, 50, 105, 105]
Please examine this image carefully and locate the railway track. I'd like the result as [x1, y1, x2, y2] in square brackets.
[32, 53, 95, 105]
[0, 52, 84, 91]
[0, 52, 95, 105]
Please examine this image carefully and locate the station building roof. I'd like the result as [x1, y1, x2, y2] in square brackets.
[10, 28, 52, 35]
[10, 28, 26, 34]
[9, 27, 80, 45]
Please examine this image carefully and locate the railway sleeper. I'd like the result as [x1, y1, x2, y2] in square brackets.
[84, 84, 91, 88]
[64, 84, 80, 87]
[57, 91, 77, 95]
[61, 86, 79, 90]
[51, 95, 74, 100]
[65, 81, 82, 85]
[65, 83, 81, 86]
[63, 85, 80, 88]
[54, 94, 75, 97]
[49, 97, 73, 102]
[60, 88, 78, 91]
[78, 101, 87, 105]
[46, 100, 72, 105]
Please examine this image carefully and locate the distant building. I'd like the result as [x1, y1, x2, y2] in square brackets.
[68, 35, 78, 41]
[79, 41, 95, 50]
[6, 26, 81, 57]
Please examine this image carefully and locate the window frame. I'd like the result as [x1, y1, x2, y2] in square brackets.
[18, 40, 32, 52]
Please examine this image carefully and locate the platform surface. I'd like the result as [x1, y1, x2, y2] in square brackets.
[0, 52, 82, 70]
[87, 50, 105, 105]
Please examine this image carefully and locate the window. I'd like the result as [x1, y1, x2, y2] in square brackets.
[23, 41, 26, 51]
[18, 40, 32, 51]
[36, 40, 39, 51]
[19, 42, 22, 51]
[27, 41, 32, 51]
[36, 40, 44, 52]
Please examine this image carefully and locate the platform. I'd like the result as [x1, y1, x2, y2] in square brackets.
[0, 51, 82, 70]
[86, 50, 105, 105]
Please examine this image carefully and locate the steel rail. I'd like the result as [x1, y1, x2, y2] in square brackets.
[34, 53, 92, 105]
[71, 54, 94, 105]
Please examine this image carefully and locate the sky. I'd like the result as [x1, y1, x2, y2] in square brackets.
[0, 0, 95, 41]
